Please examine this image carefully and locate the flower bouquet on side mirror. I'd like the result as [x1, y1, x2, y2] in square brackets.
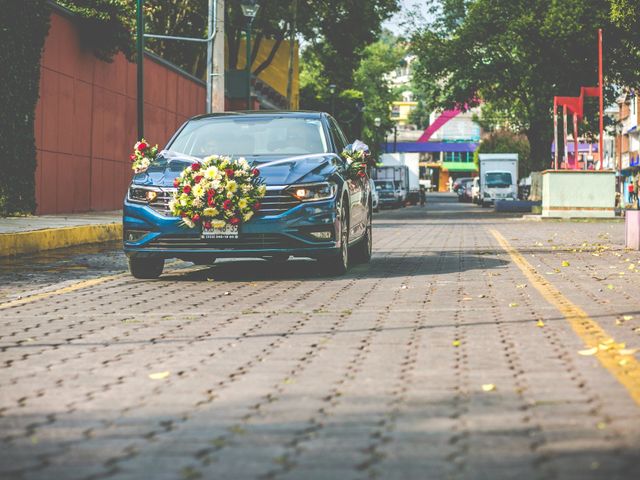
[341, 140, 370, 179]
[130, 139, 159, 174]
[169, 155, 266, 235]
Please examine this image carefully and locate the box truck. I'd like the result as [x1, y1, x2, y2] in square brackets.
[478, 153, 518, 207]
[371, 165, 408, 208]
[378, 153, 420, 204]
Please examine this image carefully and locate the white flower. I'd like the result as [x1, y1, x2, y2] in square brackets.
[241, 184, 251, 194]
[204, 166, 219, 180]
[192, 197, 204, 208]
[179, 194, 189, 207]
[258, 185, 267, 196]
[183, 217, 195, 228]
[203, 207, 219, 217]
[193, 184, 206, 199]
[226, 191, 234, 199]
[243, 211, 254, 222]
[211, 179, 221, 190]
[168, 199, 177, 213]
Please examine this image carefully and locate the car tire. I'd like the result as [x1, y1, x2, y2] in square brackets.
[324, 200, 349, 275]
[351, 206, 372, 264]
[128, 256, 164, 279]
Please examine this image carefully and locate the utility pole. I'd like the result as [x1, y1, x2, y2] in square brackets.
[211, 0, 225, 112]
[136, 0, 144, 139]
[286, 0, 298, 110]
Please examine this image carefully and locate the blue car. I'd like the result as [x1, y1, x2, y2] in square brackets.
[123, 111, 372, 278]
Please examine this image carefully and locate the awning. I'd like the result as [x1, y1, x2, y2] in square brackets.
[383, 141, 478, 153]
[442, 162, 478, 172]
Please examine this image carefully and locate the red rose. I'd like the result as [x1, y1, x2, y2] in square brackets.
[223, 199, 232, 210]
[180, 212, 187, 218]
[207, 189, 216, 197]
[191, 163, 201, 171]
[192, 213, 200, 222]
[252, 168, 260, 176]
[129, 154, 136, 162]
[207, 197, 216, 207]
[183, 185, 191, 194]
[229, 217, 240, 225]
[204, 220, 212, 229]
[137, 142, 147, 151]
[253, 202, 261, 211]
[225, 168, 234, 178]
[173, 178, 180, 187]
[194, 175, 203, 184]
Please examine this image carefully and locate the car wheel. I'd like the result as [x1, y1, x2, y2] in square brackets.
[351, 207, 372, 264]
[128, 256, 164, 279]
[324, 200, 349, 275]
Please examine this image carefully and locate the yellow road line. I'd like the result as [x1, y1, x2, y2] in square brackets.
[489, 228, 640, 406]
[0, 261, 189, 311]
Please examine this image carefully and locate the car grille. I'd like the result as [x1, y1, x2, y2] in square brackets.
[257, 187, 301, 216]
[148, 188, 176, 216]
[146, 234, 306, 250]
[147, 187, 300, 217]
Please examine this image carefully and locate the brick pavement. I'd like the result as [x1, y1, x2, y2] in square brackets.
[0, 195, 639, 480]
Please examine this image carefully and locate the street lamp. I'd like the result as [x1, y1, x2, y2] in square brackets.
[374, 117, 381, 154]
[240, 0, 260, 110]
[329, 84, 336, 116]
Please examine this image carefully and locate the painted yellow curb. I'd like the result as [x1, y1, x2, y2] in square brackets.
[0, 223, 122, 257]
[490, 228, 640, 407]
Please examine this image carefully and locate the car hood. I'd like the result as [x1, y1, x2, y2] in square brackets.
[131, 151, 341, 188]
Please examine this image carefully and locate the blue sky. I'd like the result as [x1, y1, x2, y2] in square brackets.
[383, 0, 433, 37]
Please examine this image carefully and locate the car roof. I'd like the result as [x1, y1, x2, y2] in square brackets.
[189, 111, 326, 121]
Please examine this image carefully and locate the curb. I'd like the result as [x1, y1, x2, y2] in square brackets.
[0, 223, 122, 257]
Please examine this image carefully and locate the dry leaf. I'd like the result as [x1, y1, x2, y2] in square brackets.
[561, 261, 570, 267]
[606, 284, 614, 290]
[578, 347, 598, 356]
[536, 320, 545, 327]
[509, 302, 519, 307]
[618, 348, 638, 356]
[623, 315, 634, 321]
[481, 384, 496, 392]
[516, 284, 527, 289]
[452, 340, 461, 347]
[149, 371, 170, 380]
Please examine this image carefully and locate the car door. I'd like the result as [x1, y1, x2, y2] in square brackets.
[327, 117, 366, 242]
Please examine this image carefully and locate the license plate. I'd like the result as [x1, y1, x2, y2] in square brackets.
[201, 224, 239, 239]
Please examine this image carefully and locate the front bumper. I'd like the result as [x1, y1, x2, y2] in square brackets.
[123, 197, 341, 260]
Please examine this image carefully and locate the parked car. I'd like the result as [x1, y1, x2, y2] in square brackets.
[471, 177, 480, 204]
[374, 179, 402, 208]
[457, 179, 474, 202]
[123, 111, 372, 278]
[370, 178, 379, 212]
[453, 176, 473, 193]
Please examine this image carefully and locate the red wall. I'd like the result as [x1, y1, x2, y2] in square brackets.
[34, 10, 206, 214]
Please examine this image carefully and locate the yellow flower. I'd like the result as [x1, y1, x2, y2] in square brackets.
[243, 211, 254, 222]
[204, 166, 219, 180]
[226, 180, 238, 193]
[203, 207, 219, 217]
[258, 185, 267, 196]
[238, 198, 248, 209]
[212, 220, 226, 228]
[179, 194, 189, 206]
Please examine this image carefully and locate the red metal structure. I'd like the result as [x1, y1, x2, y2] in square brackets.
[553, 29, 604, 170]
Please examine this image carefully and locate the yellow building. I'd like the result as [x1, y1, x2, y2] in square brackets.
[391, 101, 418, 126]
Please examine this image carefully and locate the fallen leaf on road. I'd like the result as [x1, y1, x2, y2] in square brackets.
[618, 348, 638, 356]
[481, 384, 496, 392]
[516, 284, 527, 289]
[596, 421, 607, 430]
[509, 303, 519, 307]
[477, 294, 486, 298]
[463, 296, 472, 301]
[149, 371, 170, 380]
[536, 320, 545, 327]
[224, 291, 231, 295]
[607, 284, 615, 290]
[619, 359, 630, 366]
[623, 315, 634, 321]
[578, 347, 598, 356]
[561, 260, 570, 267]
[629, 264, 636, 271]
[452, 340, 460, 347]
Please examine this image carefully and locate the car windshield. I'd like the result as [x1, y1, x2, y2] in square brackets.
[485, 172, 512, 188]
[375, 181, 394, 190]
[168, 117, 329, 157]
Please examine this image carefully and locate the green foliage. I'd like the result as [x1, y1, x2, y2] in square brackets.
[354, 38, 406, 156]
[411, 0, 640, 172]
[0, 1, 51, 215]
[57, 0, 134, 61]
[474, 130, 531, 178]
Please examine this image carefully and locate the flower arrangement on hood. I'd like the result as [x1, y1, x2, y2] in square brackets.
[130, 139, 159, 173]
[341, 140, 370, 178]
[169, 155, 265, 229]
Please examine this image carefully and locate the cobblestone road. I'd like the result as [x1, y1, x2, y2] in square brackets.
[1, 194, 639, 480]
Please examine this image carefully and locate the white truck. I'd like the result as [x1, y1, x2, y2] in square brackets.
[478, 153, 518, 207]
[379, 153, 420, 204]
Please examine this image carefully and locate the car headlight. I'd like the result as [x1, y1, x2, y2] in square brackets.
[128, 186, 161, 204]
[286, 182, 337, 202]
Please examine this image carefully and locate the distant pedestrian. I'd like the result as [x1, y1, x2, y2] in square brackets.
[419, 186, 426, 206]
[629, 181, 637, 208]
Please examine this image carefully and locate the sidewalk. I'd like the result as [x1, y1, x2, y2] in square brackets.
[0, 211, 122, 257]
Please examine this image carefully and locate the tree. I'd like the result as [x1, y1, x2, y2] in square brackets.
[411, 0, 640, 172]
